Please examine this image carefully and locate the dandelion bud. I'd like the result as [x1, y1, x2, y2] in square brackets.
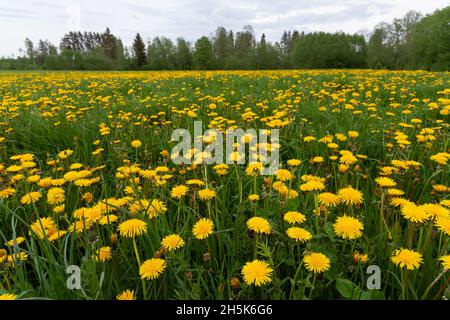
[230, 277, 240, 289]
[111, 233, 118, 245]
[154, 250, 164, 259]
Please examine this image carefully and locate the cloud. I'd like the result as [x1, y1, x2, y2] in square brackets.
[0, 0, 448, 56]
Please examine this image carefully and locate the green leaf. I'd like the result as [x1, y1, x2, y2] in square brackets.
[324, 221, 336, 241]
[335, 278, 361, 299]
[360, 290, 386, 300]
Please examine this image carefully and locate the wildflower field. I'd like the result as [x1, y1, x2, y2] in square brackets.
[0, 69, 449, 300]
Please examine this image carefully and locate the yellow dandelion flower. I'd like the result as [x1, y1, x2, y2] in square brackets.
[0, 293, 17, 300]
[116, 289, 136, 300]
[247, 217, 271, 234]
[387, 188, 405, 196]
[139, 258, 166, 280]
[241, 260, 273, 286]
[20, 191, 42, 205]
[300, 180, 325, 192]
[147, 199, 167, 219]
[353, 252, 368, 264]
[304, 252, 331, 273]
[192, 218, 214, 240]
[198, 188, 216, 201]
[333, 215, 364, 240]
[47, 187, 65, 205]
[439, 255, 450, 270]
[391, 248, 422, 270]
[401, 204, 429, 223]
[275, 169, 294, 181]
[186, 179, 205, 187]
[375, 177, 397, 188]
[286, 227, 312, 243]
[161, 234, 185, 251]
[0, 187, 16, 199]
[317, 192, 340, 207]
[5, 236, 25, 247]
[131, 140, 142, 148]
[248, 194, 260, 202]
[287, 159, 302, 166]
[435, 216, 450, 236]
[337, 187, 363, 206]
[93, 246, 112, 262]
[421, 204, 449, 219]
[283, 211, 306, 224]
[170, 185, 189, 199]
[118, 219, 147, 238]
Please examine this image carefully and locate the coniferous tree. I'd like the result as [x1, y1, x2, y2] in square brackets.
[132, 33, 146, 67]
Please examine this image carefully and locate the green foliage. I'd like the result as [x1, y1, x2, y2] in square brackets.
[0, 6, 449, 71]
[411, 7, 450, 70]
[194, 37, 214, 70]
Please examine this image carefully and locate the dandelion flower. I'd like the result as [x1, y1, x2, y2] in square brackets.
[93, 246, 112, 263]
[287, 159, 302, 166]
[439, 255, 450, 270]
[0, 293, 17, 300]
[245, 162, 264, 176]
[333, 215, 364, 240]
[421, 204, 449, 219]
[170, 185, 189, 199]
[337, 187, 363, 206]
[116, 289, 136, 300]
[275, 169, 294, 181]
[118, 219, 147, 238]
[186, 179, 205, 186]
[300, 180, 325, 192]
[131, 140, 142, 148]
[391, 248, 422, 270]
[5, 236, 25, 247]
[387, 188, 405, 196]
[247, 217, 271, 234]
[283, 211, 306, 224]
[375, 177, 397, 188]
[139, 258, 166, 280]
[401, 204, 429, 223]
[304, 252, 331, 273]
[20, 191, 42, 205]
[192, 218, 214, 240]
[161, 234, 185, 251]
[146, 199, 167, 219]
[0, 187, 16, 199]
[353, 252, 368, 264]
[241, 260, 273, 286]
[317, 192, 340, 207]
[286, 227, 312, 243]
[198, 188, 216, 201]
[248, 194, 260, 202]
[435, 216, 450, 236]
[47, 187, 65, 205]
[30, 217, 58, 239]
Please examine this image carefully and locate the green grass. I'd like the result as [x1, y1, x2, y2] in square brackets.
[0, 69, 449, 300]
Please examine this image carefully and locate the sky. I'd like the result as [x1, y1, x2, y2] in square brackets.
[0, 0, 448, 57]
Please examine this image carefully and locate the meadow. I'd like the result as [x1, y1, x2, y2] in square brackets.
[0, 69, 449, 300]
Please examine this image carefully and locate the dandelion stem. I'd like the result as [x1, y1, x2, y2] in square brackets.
[132, 238, 147, 299]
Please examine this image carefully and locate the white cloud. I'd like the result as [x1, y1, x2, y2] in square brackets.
[0, 0, 447, 56]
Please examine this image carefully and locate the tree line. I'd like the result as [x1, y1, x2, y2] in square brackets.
[0, 6, 448, 71]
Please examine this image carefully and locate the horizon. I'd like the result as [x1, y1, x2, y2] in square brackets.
[0, 0, 448, 57]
